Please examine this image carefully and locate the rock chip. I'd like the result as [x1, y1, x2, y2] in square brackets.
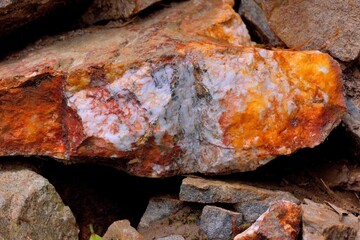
[200, 205, 243, 240]
[0, 0, 345, 177]
[157, 235, 185, 240]
[257, 0, 360, 61]
[302, 199, 360, 240]
[81, 0, 161, 25]
[0, 166, 79, 240]
[234, 201, 301, 240]
[103, 220, 143, 240]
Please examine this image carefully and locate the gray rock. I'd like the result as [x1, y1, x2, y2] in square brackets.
[103, 220, 143, 240]
[157, 235, 185, 240]
[302, 199, 359, 240]
[180, 177, 299, 204]
[238, 0, 284, 47]
[256, 0, 360, 61]
[200, 205, 243, 240]
[0, 166, 79, 240]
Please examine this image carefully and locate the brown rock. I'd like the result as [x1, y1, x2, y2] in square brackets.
[301, 199, 360, 240]
[81, 0, 161, 25]
[103, 220, 143, 240]
[234, 201, 301, 240]
[0, 0, 345, 177]
[257, 0, 360, 62]
[0, 165, 79, 240]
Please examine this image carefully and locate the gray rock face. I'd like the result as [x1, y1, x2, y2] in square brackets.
[302, 199, 360, 240]
[103, 220, 143, 240]
[200, 205, 243, 240]
[157, 235, 185, 240]
[0, 166, 79, 240]
[257, 0, 360, 61]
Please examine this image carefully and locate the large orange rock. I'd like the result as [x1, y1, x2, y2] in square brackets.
[0, 0, 345, 177]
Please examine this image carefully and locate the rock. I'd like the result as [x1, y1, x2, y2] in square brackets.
[0, 165, 79, 240]
[234, 201, 301, 240]
[103, 220, 143, 240]
[81, 0, 161, 25]
[238, 0, 284, 47]
[301, 199, 360, 240]
[180, 177, 299, 203]
[0, 0, 345, 177]
[257, 0, 360, 62]
[200, 205, 243, 240]
[0, 0, 71, 35]
[157, 235, 185, 240]
[138, 196, 206, 239]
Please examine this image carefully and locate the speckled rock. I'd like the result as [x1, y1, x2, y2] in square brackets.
[0, 166, 79, 240]
[200, 205, 243, 240]
[103, 220, 143, 240]
[157, 235, 185, 240]
[234, 201, 301, 240]
[0, 0, 345, 177]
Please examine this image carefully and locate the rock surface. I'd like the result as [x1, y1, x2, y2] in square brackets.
[157, 235, 185, 240]
[257, 0, 360, 61]
[200, 205, 243, 240]
[81, 0, 161, 25]
[234, 201, 301, 240]
[103, 220, 143, 240]
[301, 199, 360, 240]
[0, 0, 345, 177]
[0, 165, 79, 240]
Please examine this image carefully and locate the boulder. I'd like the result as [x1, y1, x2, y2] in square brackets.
[234, 201, 301, 240]
[103, 220, 143, 240]
[81, 0, 161, 25]
[257, 0, 360, 62]
[0, 0, 345, 177]
[0, 166, 79, 240]
[301, 199, 359, 240]
[200, 205, 243, 240]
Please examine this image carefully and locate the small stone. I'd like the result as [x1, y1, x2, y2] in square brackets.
[180, 177, 299, 205]
[0, 166, 79, 240]
[302, 199, 360, 240]
[234, 200, 301, 240]
[200, 205, 243, 240]
[103, 220, 143, 240]
[157, 235, 185, 240]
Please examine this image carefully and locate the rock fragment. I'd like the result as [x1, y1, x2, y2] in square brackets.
[200, 205, 243, 240]
[257, 0, 360, 61]
[157, 235, 185, 240]
[0, 0, 346, 177]
[0, 166, 79, 240]
[234, 201, 301, 240]
[103, 220, 143, 240]
[301, 199, 360, 240]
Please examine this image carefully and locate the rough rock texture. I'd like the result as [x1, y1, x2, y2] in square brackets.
[81, 0, 161, 25]
[234, 201, 301, 240]
[0, 0, 345, 177]
[200, 205, 243, 240]
[157, 235, 185, 240]
[0, 166, 79, 240]
[238, 0, 284, 47]
[257, 0, 360, 61]
[180, 177, 299, 204]
[103, 220, 143, 240]
[137, 196, 206, 239]
[0, 0, 71, 35]
[302, 199, 360, 240]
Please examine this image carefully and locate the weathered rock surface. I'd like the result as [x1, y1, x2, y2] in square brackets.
[0, 166, 79, 240]
[180, 177, 299, 204]
[0, 0, 345, 177]
[238, 0, 284, 47]
[234, 201, 301, 240]
[81, 0, 161, 25]
[138, 196, 206, 239]
[200, 205, 243, 240]
[157, 235, 185, 240]
[257, 0, 360, 61]
[301, 199, 360, 240]
[0, 0, 72, 35]
[103, 220, 143, 240]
